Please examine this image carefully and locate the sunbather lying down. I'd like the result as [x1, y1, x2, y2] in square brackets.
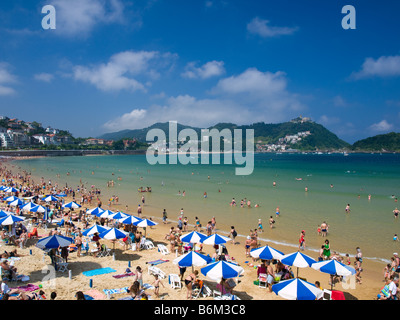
[2, 249, 25, 258]
[2, 290, 46, 300]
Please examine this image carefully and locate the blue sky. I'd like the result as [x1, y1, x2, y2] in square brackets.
[0, 0, 399, 143]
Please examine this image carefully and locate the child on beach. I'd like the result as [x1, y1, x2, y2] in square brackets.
[135, 266, 143, 288]
[152, 274, 164, 299]
[258, 219, 263, 232]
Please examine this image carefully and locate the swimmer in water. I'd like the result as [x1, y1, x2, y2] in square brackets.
[345, 204, 350, 212]
[275, 207, 280, 217]
[394, 208, 399, 219]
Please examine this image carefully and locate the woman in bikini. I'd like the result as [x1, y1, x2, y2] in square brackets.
[184, 270, 198, 300]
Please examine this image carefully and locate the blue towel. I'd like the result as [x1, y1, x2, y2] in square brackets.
[83, 267, 116, 277]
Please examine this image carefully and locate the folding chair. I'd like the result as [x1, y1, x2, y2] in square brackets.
[169, 274, 181, 289]
[157, 244, 170, 255]
[258, 273, 267, 288]
[56, 256, 69, 273]
[192, 287, 202, 299]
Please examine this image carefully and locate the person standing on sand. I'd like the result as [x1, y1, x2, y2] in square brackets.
[230, 226, 237, 245]
[323, 240, 331, 259]
[245, 236, 251, 257]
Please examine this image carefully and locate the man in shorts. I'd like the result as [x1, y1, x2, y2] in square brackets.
[266, 261, 275, 292]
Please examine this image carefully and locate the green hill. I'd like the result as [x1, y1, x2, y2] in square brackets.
[99, 119, 350, 151]
[352, 132, 400, 152]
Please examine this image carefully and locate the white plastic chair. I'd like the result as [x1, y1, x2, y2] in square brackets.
[144, 240, 155, 250]
[323, 289, 332, 300]
[258, 273, 267, 288]
[169, 274, 181, 289]
[148, 266, 166, 279]
[202, 284, 212, 297]
[157, 244, 170, 255]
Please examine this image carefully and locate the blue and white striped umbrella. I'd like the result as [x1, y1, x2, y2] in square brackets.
[8, 198, 24, 206]
[99, 228, 128, 240]
[3, 187, 19, 193]
[201, 260, 244, 282]
[42, 195, 59, 202]
[134, 219, 158, 228]
[201, 233, 231, 246]
[280, 251, 316, 278]
[108, 212, 130, 220]
[30, 205, 47, 213]
[0, 214, 25, 225]
[311, 259, 354, 276]
[96, 210, 115, 218]
[0, 186, 6, 191]
[180, 231, 207, 244]
[62, 201, 81, 209]
[120, 215, 142, 225]
[4, 196, 20, 202]
[250, 245, 285, 261]
[36, 235, 73, 249]
[280, 251, 316, 268]
[86, 207, 105, 216]
[272, 278, 323, 300]
[173, 251, 212, 267]
[21, 202, 38, 212]
[0, 210, 10, 218]
[82, 224, 110, 237]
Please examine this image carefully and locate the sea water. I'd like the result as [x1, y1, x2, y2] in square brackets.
[13, 153, 400, 263]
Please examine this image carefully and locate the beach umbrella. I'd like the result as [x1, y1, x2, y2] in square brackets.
[42, 195, 59, 202]
[0, 214, 25, 225]
[201, 234, 231, 246]
[201, 260, 244, 282]
[21, 202, 39, 212]
[62, 201, 81, 209]
[82, 224, 110, 237]
[180, 231, 208, 244]
[120, 215, 142, 225]
[311, 259, 355, 290]
[86, 207, 105, 216]
[272, 278, 323, 300]
[0, 210, 11, 218]
[36, 235, 73, 249]
[108, 211, 130, 220]
[96, 210, 115, 219]
[250, 245, 285, 261]
[133, 219, 158, 237]
[280, 251, 316, 278]
[3, 196, 19, 202]
[173, 251, 212, 268]
[0, 186, 6, 191]
[30, 205, 47, 213]
[8, 198, 24, 206]
[99, 227, 128, 250]
[3, 187, 19, 193]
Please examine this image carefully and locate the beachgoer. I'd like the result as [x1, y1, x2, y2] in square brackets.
[152, 274, 164, 298]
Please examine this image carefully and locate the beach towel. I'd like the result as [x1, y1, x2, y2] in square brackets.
[15, 284, 39, 292]
[142, 283, 154, 290]
[112, 272, 135, 279]
[82, 267, 116, 277]
[84, 289, 106, 300]
[103, 287, 129, 295]
[146, 259, 169, 266]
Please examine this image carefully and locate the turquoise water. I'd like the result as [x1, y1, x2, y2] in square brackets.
[12, 153, 400, 263]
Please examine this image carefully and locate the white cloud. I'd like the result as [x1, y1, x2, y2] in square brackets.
[319, 115, 340, 125]
[369, 120, 393, 133]
[103, 68, 306, 132]
[34, 73, 54, 83]
[48, 0, 126, 37]
[352, 55, 400, 79]
[72, 50, 177, 92]
[0, 63, 17, 96]
[181, 60, 225, 79]
[247, 17, 298, 38]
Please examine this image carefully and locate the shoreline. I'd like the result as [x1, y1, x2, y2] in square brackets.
[0, 157, 388, 300]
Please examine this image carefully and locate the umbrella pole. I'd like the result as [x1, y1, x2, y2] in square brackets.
[297, 267, 299, 278]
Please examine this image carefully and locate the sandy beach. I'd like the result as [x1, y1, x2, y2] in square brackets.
[0, 157, 388, 300]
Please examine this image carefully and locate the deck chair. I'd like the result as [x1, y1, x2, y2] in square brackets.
[202, 284, 213, 297]
[55, 256, 69, 273]
[169, 274, 181, 289]
[157, 244, 170, 255]
[148, 266, 166, 279]
[143, 240, 155, 250]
